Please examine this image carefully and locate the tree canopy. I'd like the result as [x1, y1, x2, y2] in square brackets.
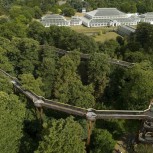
[35, 116, 86, 153]
[1, 1, 153, 152]
[0, 91, 26, 153]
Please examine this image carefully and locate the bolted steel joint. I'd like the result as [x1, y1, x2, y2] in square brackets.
[34, 99, 43, 107]
[86, 108, 97, 121]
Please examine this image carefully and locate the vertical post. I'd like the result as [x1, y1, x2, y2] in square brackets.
[86, 109, 97, 153]
[34, 100, 43, 122]
[87, 120, 94, 146]
[13, 84, 17, 93]
[35, 107, 43, 121]
[40, 107, 43, 122]
[36, 107, 40, 119]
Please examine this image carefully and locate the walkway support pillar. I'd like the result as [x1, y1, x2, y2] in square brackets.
[86, 109, 97, 153]
[34, 99, 44, 121]
[36, 107, 43, 120]
[87, 120, 94, 146]
[12, 83, 17, 93]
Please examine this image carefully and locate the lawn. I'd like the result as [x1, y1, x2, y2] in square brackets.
[71, 25, 120, 42]
[93, 32, 120, 42]
[71, 25, 115, 33]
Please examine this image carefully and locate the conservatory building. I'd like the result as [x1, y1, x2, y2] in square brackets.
[118, 25, 136, 36]
[70, 16, 82, 26]
[41, 14, 70, 27]
[140, 12, 153, 24]
[82, 8, 139, 27]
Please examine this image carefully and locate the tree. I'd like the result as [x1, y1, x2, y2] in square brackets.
[88, 53, 110, 100]
[27, 21, 47, 44]
[124, 51, 148, 63]
[0, 73, 13, 94]
[35, 116, 86, 153]
[0, 37, 20, 68]
[9, 5, 33, 22]
[50, 4, 61, 14]
[37, 45, 57, 98]
[54, 53, 95, 108]
[47, 26, 98, 53]
[0, 46, 13, 72]
[66, 0, 84, 12]
[19, 73, 44, 96]
[11, 37, 39, 74]
[98, 40, 119, 58]
[33, 6, 42, 19]
[120, 2, 137, 13]
[91, 129, 115, 153]
[9, 5, 22, 19]
[62, 6, 76, 17]
[0, 21, 27, 39]
[116, 36, 124, 46]
[120, 61, 153, 110]
[137, 2, 147, 13]
[0, 91, 26, 153]
[135, 23, 153, 51]
[134, 144, 153, 153]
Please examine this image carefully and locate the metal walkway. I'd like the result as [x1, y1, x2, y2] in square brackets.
[1, 68, 153, 144]
[40, 45, 135, 68]
[1, 68, 153, 121]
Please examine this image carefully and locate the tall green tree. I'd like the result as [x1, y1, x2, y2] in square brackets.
[54, 53, 95, 108]
[0, 21, 27, 39]
[0, 91, 26, 153]
[98, 40, 119, 58]
[88, 53, 110, 100]
[27, 21, 47, 44]
[11, 37, 39, 74]
[120, 61, 153, 110]
[61, 4, 76, 17]
[134, 144, 153, 153]
[35, 116, 86, 153]
[91, 129, 115, 153]
[135, 23, 153, 51]
[0, 47, 13, 72]
[37, 46, 57, 98]
[19, 73, 44, 96]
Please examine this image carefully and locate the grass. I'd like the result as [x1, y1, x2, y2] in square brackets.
[71, 25, 119, 42]
[93, 32, 120, 42]
[71, 25, 115, 33]
[114, 141, 126, 153]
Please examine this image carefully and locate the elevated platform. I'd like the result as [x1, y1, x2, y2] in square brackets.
[139, 132, 153, 143]
[1, 68, 153, 122]
[144, 121, 153, 131]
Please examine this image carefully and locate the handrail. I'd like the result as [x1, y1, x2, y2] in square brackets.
[40, 45, 135, 68]
[1, 68, 153, 120]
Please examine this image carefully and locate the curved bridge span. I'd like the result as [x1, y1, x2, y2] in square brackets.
[40, 45, 135, 68]
[1, 68, 153, 145]
[13, 80, 153, 120]
[1, 68, 153, 121]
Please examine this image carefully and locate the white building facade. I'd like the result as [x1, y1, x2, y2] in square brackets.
[41, 14, 70, 27]
[40, 9, 153, 28]
[70, 16, 82, 26]
[82, 8, 140, 27]
[117, 25, 136, 36]
[41, 14, 83, 27]
[140, 12, 153, 24]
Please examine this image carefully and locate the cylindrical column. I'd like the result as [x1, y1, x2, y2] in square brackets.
[86, 109, 97, 153]
[86, 120, 94, 146]
[13, 84, 17, 93]
[40, 107, 43, 121]
[35, 107, 43, 121]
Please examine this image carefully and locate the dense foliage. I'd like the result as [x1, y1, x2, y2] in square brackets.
[35, 117, 86, 153]
[1, 1, 153, 153]
[67, 0, 153, 13]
